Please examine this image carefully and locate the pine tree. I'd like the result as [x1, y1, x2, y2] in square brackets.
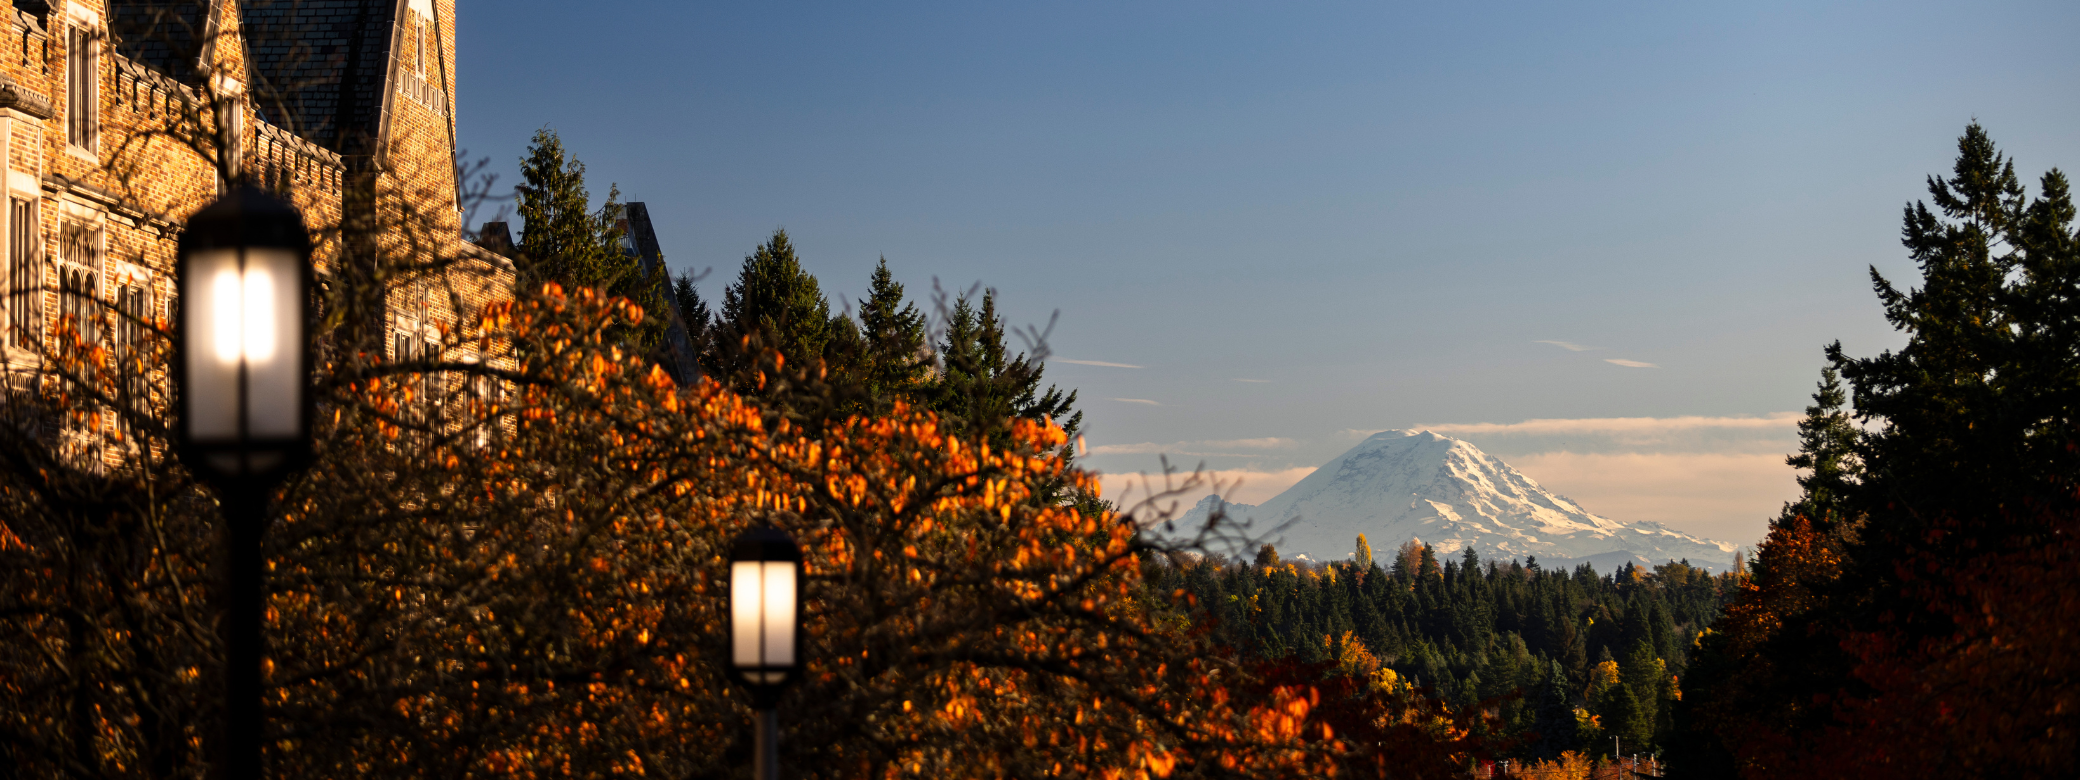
[1779, 365, 1862, 529]
[855, 258, 929, 402]
[1531, 660, 1580, 759]
[516, 128, 633, 291]
[1254, 544, 1281, 569]
[1831, 122, 2080, 537]
[707, 229, 851, 392]
[1417, 544, 1441, 579]
[672, 271, 713, 362]
[929, 290, 1082, 443]
[514, 129, 662, 346]
[1618, 640, 1663, 749]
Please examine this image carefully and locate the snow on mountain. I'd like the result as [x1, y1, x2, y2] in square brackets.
[1175, 430, 1737, 571]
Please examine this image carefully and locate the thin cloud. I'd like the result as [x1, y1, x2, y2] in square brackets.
[1419, 413, 1799, 437]
[1089, 437, 1298, 456]
[1508, 451, 1797, 546]
[1097, 466, 1317, 509]
[1536, 340, 1597, 352]
[1233, 378, 1272, 383]
[1056, 359, 1144, 368]
[1605, 358, 1658, 368]
[1111, 398, 1162, 406]
[1208, 437, 1299, 449]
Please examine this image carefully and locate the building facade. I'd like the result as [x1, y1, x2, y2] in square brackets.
[0, 0, 513, 440]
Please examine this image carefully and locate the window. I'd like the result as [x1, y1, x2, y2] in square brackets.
[217, 96, 244, 183]
[66, 24, 96, 151]
[113, 281, 150, 408]
[5, 198, 36, 350]
[393, 316, 441, 418]
[397, 6, 445, 115]
[57, 221, 101, 345]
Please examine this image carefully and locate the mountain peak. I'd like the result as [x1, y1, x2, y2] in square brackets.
[1178, 430, 1735, 570]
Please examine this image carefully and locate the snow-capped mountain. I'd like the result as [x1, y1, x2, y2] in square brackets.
[1175, 430, 1737, 571]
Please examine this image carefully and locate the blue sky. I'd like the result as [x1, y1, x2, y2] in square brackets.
[454, 0, 2080, 547]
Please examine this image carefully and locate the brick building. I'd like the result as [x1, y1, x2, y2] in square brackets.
[0, 0, 514, 415]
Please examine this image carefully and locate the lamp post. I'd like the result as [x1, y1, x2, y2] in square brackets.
[173, 187, 314, 780]
[728, 525, 802, 780]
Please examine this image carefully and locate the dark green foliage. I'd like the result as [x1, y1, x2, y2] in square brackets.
[929, 291, 1083, 444]
[1597, 682, 1646, 756]
[1674, 124, 2080, 775]
[1255, 544, 1281, 569]
[1143, 550, 1738, 762]
[705, 229, 857, 395]
[1618, 641, 1664, 750]
[514, 129, 665, 345]
[1780, 366, 1861, 529]
[684, 234, 1086, 460]
[671, 271, 712, 360]
[1830, 122, 2080, 544]
[1417, 544, 1440, 579]
[1530, 660, 1578, 759]
[855, 258, 931, 401]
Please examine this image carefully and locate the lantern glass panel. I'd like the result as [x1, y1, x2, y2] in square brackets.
[183, 248, 303, 442]
[241, 249, 303, 437]
[761, 562, 796, 666]
[730, 560, 798, 678]
[731, 561, 761, 666]
[182, 249, 241, 440]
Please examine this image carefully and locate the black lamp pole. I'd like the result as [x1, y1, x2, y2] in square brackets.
[728, 525, 804, 780]
[173, 187, 315, 780]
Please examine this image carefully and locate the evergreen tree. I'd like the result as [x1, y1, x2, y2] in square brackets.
[672, 271, 713, 361]
[1254, 544, 1281, 569]
[929, 290, 1083, 443]
[1780, 365, 1862, 529]
[516, 128, 634, 291]
[1531, 660, 1580, 759]
[855, 258, 929, 402]
[1831, 122, 2080, 539]
[706, 230, 855, 393]
[515, 129, 663, 345]
[1618, 640, 1662, 749]
[1674, 123, 2080, 778]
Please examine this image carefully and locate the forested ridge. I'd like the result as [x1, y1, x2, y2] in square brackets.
[1146, 541, 1736, 763]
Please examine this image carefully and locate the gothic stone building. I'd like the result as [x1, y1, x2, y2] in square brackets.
[0, 0, 514, 423]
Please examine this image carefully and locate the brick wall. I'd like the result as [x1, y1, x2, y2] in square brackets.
[0, 0, 515, 458]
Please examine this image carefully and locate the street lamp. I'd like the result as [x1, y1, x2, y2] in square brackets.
[728, 524, 802, 780]
[174, 187, 314, 780]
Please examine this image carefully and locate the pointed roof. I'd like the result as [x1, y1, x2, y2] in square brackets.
[238, 0, 402, 155]
[105, 0, 404, 156]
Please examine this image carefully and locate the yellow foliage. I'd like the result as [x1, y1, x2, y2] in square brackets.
[1587, 659, 1621, 699]
[1516, 750, 1595, 780]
